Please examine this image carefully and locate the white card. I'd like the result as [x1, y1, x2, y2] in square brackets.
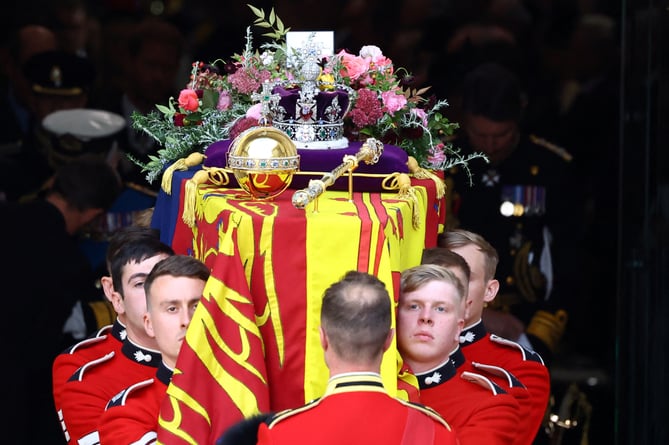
[286, 31, 334, 58]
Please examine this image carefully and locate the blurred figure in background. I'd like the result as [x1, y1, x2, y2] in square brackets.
[0, 24, 58, 190]
[92, 16, 186, 190]
[0, 49, 99, 201]
[0, 155, 122, 445]
[47, 0, 101, 59]
[444, 62, 582, 364]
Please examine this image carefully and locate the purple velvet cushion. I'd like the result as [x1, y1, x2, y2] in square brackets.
[203, 139, 409, 192]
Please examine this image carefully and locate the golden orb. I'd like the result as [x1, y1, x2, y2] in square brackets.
[227, 126, 300, 200]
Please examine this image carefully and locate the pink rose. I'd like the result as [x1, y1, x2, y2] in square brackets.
[178, 89, 200, 112]
[245, 103, 263, 120]
[410, 108, 429, 127]
[217, 90, 232, 110]
[337, 50, 369, 81]
[427, 143, 447, 165]
[381, 90, 407, 114]
[359, 45, 392, 68]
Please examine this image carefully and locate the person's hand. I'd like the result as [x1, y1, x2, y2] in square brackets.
[481, 307, 526, 341]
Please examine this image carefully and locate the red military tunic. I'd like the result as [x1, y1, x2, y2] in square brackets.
[52, 320, 125, 417]
[460, 320, 550, 444]
[257, 373, 458, 445]
[59, 338, 161, 445]
[417, 347, 521, 445]
[98, 362, 172, 445]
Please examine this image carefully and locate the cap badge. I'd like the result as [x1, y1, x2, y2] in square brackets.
[50, 65, 63, 88]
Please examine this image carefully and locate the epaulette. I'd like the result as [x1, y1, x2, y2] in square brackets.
[66, 334, 109, 354]
[471, 361, 525, 389]
[105, 378, 154, 410]
[460, 371, 508, 395]
[265, 398, 322, 428]
[398, 399, 452, 430]
[529, 134, 573, 162]
[490, 334, 545, 365]
[68, 351, 115, 382]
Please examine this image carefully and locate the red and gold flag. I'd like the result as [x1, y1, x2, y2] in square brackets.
[157, 205, 270, 444]
[157, 182, 437, 444]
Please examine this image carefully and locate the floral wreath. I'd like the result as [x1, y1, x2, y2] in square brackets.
[130, 5, 486, 184]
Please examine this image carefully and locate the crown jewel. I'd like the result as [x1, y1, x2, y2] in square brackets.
[268, 32, 352, 149]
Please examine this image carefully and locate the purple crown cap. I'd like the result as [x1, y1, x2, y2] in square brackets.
[271, 85, 350, 123]
[269, 83, 352, 149]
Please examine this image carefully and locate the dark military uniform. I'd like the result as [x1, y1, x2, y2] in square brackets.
[446, 133, 582, 357]
[0, 50, 100, 201]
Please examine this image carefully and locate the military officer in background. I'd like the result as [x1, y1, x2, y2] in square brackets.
[0, 49, 119, 201]
[444, 62, 585, 364]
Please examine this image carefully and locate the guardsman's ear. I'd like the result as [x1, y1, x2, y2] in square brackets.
[319, 326, 328, 351]
[484, 278, 500, 304]
[383, 328, 395, 353]
[100, 276, 113, 301]
[110, 288, 125, 315]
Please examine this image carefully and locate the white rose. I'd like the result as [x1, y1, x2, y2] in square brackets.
[359, 45, 383, 61]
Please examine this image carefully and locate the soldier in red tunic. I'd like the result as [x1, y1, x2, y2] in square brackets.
[437, 229, 551, 443]
[422, 245, 544, 445]
[238, 271, 458, 445]
[52, 227, 164, 423]
[98, 255, 209, 445]
[57, 234, 174, 444]
[397, 263, 522, 445]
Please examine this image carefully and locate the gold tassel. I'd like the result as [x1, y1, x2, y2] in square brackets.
[161, 152, 206, 195]
[395, 173, 421, 229]
[182, 169, 210, 228]
[406, 156, 446, 199]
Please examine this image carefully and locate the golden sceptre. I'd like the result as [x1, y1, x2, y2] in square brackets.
[292, 138, 384, 210]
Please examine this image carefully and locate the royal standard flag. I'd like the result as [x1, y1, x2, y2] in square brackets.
[157, 211, 270, 444]
[156, 177, 441, 444]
